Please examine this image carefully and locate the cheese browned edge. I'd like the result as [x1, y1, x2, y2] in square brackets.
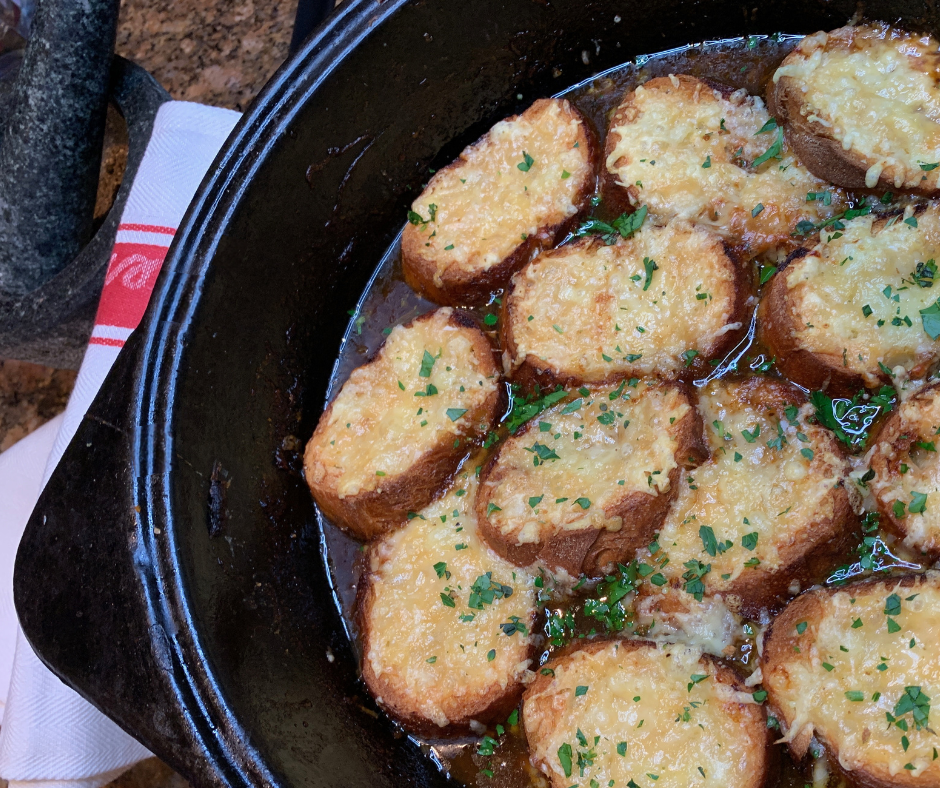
[304, 308, 501, 541]
[476, 380, 706, 577]
[604, 74, 848, 257]
[762, 572, 940, 788]
[638, 376, 856, 618]
[770, 24, 940, 196]
[523, 639, 773, 788]
[870, 381, 940, 559]
[401, 98, 598, 306]
[760, 205, 940, 397]
[357, 461, 538, 735]
[501, 224, 751, 390]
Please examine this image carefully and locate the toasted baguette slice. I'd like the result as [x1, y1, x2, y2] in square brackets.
[523, 639, 771, 788]
[638, 377, 855, 617]
[401, 98, 597, 306]
[501, 223, 750, 388]
[476, 380, 705, 577]
[771, 24, 940, 195]
[870, 382, 940, 558]
[760, 205, 940, 396]
[762, 572, 940, 787]
[604, 74, 848, 256]
[304, 308, 501, 540]
[358, 461, 538, 735]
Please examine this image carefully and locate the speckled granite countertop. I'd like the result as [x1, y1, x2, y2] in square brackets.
[0, 0, 300, 783]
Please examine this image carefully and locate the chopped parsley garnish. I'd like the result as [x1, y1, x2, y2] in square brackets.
[500, 616, 528, 636]
[574, 205, 648, 245]
[418, 349, 439, 377]
[408, 204, 437, 225]
[434, 561, 451, 579]
[575, 497, 591, 510]
[915, 259, 937, 288]
[910, 491, 928, 514]
[809, 388, 895, 448]
[558, 743, 573, 777]
[527, 442, 560, 465]
[682, 560, 711, 601]
[642, 256, 659, 291]
[742, 532, 758, 550]
[889, 686, 931, 731]
[759, 265, 777, 285]
[504, 383, 567, 434]
[753, 126, 783, 167]
[699, 525, 732, 557]
[446, 408, 467, 421]
[921, 299, 940, 340]
[845, 691, 865, 702]
[468, 572, 513, 609]
[440, 592, 456, 607]
[575, 685, 589, 697]
[517, 152, 535, 172]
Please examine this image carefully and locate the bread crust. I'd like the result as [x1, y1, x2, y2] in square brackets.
[304, 308, 502, 540]
[523, 638, 774, 788]
[762, 573, 940, 788]
[476, 381, 706, 577]
[770, 25, 940, 196]
[870, 382, 940, 559]
[643, 376, 856, 618]
[401, 98, 598, 306]
[500, 227, 752, 391]
[604, 74, 849, 257]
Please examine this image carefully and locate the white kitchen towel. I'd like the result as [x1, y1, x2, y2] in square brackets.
[0, 100, 240, 788]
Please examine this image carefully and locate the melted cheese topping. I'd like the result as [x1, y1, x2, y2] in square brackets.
[766, 577, 940, 780]
[786, 207, 940, 385]
[649, 379, 847, 595]
[524, 641, 765, 788]
[605, 75, 847, 254]
[774, 25, 940, 191]
[306, 308, 498, 496]
[871, 387, 940, 554]
[407, 99, 593, 286]
[635, 587, 745, 658]
[507, 224, 741, 380]
[481, 382, 691, 546]
[365, 465, 537, 728]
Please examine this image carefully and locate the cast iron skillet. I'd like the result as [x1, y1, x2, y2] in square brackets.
[13, 0, 940, 786]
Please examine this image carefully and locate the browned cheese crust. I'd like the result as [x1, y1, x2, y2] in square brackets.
[523, 639, 773, 788]
[762, 572, 940, 788]
[476, 380, 706, 577]
[500, 224, 751, 391]
[770, 24, 940, 196]
[401, 98, 598, 306]
[760, 205, 940, 397]
[357, 462, 538, 735]
[638, 376, 856, 618]
[604, 74, 849, 257]
[304, 308, 501, 540]
[870, 381, 940, 559]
